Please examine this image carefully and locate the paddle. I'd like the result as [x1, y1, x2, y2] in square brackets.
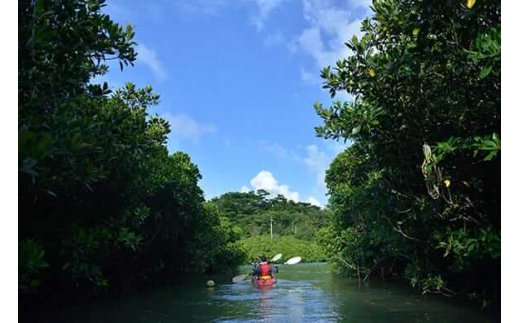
[231, 255, 302, 283]
[231, 274, 249, 283]
[284, 256, 302, 265]
[271, 253, 282, 262]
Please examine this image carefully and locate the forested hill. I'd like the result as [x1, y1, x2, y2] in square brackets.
[207, 191, 330, 262]
[208, 190, 329, 240]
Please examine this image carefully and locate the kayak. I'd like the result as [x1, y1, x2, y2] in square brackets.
[251, 275, 277, 287]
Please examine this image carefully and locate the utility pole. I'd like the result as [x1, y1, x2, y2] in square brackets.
[270, 217, 273, 240]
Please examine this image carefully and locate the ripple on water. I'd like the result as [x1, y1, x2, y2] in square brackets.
[211, 278, 340, 322]
[38, 263, 496, 323]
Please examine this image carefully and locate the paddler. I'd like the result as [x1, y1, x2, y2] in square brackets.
[252, 256, 276, 280]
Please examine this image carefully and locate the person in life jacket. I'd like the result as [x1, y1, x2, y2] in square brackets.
[252, 256, 275, 280]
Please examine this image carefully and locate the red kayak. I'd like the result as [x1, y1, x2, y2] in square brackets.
[252, 275, 277, 287]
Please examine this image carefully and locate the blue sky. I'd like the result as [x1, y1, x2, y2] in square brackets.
[98, 0, 373, 207]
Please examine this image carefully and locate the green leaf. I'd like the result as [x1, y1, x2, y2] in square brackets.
[352, 35, 359, 47]
[479, 65, 492, 79]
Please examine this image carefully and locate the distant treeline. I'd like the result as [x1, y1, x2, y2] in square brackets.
[208, 191, 330, 262]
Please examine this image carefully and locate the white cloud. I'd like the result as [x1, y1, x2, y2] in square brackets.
[327, 140, 352, 155]
[167, 0, 288, 27]
[251, 170, 278, 191]
[250, 170, 300, 202]
[351, 0, 373, 8]
[250, 142, 344, 206]
[306, 196, 321, 207]
[245, 170, 325, 207]
[136, 43, 168, 81]
[162, 112, 217, 142]
[250, 0, 286, 31]
[300, 66, 321, 84]
[170, 0, 230, 16]
[258, 140, 289, 159]
[301, 144, 330, 190]
[89, 74, 123, 90]
[293, 0, 371, 81]
[282, 143, 345, 206]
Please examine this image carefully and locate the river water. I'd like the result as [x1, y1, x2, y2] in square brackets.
[40, 263, 497, 322]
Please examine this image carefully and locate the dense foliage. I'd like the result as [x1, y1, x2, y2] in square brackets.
[241, 235, 325, 263]
[315, 0, 500, 307]
[208, 191, 330, 262]
[19, 0, 245, 303]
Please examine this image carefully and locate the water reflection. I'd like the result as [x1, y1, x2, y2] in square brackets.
[39, 263, 495, 323]
[258, 286, 272, 319]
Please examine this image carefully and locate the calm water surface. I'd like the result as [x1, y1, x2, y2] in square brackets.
[43, 263, 496, 322]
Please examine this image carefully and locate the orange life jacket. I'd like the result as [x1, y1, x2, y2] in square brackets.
[259, 262, 270, 276]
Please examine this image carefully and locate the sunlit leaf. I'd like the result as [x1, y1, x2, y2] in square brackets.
[479, 65, 492, 79]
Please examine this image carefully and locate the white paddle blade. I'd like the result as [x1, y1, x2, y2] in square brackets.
[271, 253, 282, 262]
[285, 256, 302, 265]
[232, 274, 248, 283]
